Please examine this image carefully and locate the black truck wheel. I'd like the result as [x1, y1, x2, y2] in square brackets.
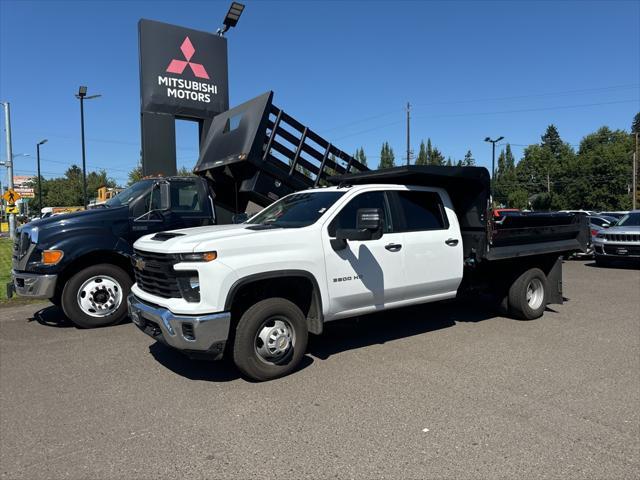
[232, 298, 308, 381]
[507, 268, 547, 320]
[61, 264, 132, 328]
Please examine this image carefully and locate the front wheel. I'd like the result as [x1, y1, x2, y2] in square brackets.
[507, 268, 547, 320]
[232, 298, 308, 381]
[61, 264, 132, 328]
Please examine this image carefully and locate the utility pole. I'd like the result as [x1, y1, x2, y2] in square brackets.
[2, 101, 16, 240]
[406, 102, 411, 165]
[634, 132, 638, 210]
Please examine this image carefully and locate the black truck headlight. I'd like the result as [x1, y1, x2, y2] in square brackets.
[177, 272, 200, 303]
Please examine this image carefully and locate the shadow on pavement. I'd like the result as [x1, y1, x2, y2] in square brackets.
[29, 305, 74, 328]
[149, 341, 315, 383]
[149, 342, 242, 382]
[309, 299, 497, 360]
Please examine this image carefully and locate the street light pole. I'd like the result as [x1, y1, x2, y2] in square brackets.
[36, 139, 47, 216]
[1, 101, 16, 240]
[484, 136, 504, 199]
[75, 86, 101, 209]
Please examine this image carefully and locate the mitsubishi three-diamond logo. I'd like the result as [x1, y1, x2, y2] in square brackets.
[166, 37, 209, 79]
[157, 35, 218, 103]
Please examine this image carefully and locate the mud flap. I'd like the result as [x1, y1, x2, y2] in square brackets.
[546, 256, 563, 305]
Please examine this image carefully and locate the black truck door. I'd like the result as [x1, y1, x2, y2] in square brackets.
[162, 178, 213, 230]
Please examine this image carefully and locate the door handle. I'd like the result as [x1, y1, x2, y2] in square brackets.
[445, 238, 459, 246]
[385, 243, 402, 251]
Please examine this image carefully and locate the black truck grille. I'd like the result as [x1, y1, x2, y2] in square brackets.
[13, 231, 31, 260]
[133, 249, 181, 299]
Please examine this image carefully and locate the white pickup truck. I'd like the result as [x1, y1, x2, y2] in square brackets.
[128, 167, 588, 381]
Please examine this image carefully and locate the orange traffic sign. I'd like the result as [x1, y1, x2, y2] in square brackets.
[3, 189, 21, 203]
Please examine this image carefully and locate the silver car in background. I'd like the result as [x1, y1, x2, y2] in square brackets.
[593, 211, 640, 266]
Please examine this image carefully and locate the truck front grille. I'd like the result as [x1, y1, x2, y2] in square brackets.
[13, 231, 31, 260]
[604, 233, 640, 243]
[133, 249, 182, 299]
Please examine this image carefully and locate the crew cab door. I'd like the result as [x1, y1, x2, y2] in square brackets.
[389, 188, 463, 300]
[322, 190, 406, 318]
[129, 178, 212, 240]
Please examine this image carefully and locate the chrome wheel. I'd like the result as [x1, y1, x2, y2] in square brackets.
[526, 278, 544, 310]
[255, 317, 295, 364]
[76, 275, 122, 318]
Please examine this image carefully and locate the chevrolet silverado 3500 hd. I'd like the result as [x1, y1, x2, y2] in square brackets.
[129, 166, 588, 381]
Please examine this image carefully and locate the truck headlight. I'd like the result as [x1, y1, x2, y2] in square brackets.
[177, 272, 200, 303]
[596, 232, 606, 239]
[179, 251, 217, 262]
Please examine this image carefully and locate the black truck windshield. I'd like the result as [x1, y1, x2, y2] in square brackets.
[105, 180, 154, 207]
[616, 212, 640, 227]
[248, 191, 345, 228]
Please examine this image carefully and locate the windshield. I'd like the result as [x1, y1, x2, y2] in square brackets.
[248, 191, 345, 228]
[105, 180, 154, 207]
[616, 212, 640, 227]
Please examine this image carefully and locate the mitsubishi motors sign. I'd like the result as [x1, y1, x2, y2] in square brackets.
[139, 19, 229, 118]
[138, 19, 230, 176]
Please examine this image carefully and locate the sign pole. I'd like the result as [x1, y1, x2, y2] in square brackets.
[2, 101, 15, 240]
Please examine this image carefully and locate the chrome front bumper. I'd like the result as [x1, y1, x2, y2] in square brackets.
[127, 294, 231, 358]
[12, 270, 57, 299]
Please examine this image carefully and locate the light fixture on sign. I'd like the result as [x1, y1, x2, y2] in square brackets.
[217, 2, 245, 36]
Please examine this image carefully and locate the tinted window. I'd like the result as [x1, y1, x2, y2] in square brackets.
[329, 191, 392, 236]
[171, 180, 202, 212]
[248, 191, 344, 228]
[396, 190, 448, 231]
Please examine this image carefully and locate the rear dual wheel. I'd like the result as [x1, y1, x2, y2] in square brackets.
[507, 268, 547, 320]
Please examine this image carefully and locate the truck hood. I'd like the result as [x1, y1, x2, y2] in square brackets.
[20, 206, 129, 247]
[605, 225, 640, 235]
[133, 224, 269, 253]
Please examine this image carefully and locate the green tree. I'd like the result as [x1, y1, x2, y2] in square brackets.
[632, 112, 640, 134]
[562, 127, 634, 210]
[353, 147, 368, 167]
[430, 147, 445, 166]
[128, 165, 143, 185]
[462, 150, 475, 166]
[378, 142, 395, 169]
[416, 140, 428, 165]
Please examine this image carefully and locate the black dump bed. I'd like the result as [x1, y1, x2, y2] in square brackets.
[335, 166, 589, 262]
[194, 91, 368, 213]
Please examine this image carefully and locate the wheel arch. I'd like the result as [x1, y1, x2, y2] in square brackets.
[56, 250, 134, 298]
[224, 270, 324, 335]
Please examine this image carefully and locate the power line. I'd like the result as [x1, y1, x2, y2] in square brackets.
[320, 83, 639, 137]
[412, 99, 638, 120]
[411, 83, 640, 107]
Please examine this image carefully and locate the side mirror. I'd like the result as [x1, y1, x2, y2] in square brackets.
[332, 208, 384, 250]
[159, 182, 171, 211]
[356, 208, 383, 231]
[232, 213, 249, 224]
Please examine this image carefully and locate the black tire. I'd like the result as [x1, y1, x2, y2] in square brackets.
[507, 268, 547, 320]
[232, 298, 308, 381]
[594, 255, 611, 267]
[50, 290, 62, 307]
[61, 264, 132, 328]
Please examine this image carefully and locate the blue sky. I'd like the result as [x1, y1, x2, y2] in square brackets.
[1, 0, 639, 186]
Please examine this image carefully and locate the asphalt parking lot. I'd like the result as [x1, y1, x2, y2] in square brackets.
[1, 260, 638, 479]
